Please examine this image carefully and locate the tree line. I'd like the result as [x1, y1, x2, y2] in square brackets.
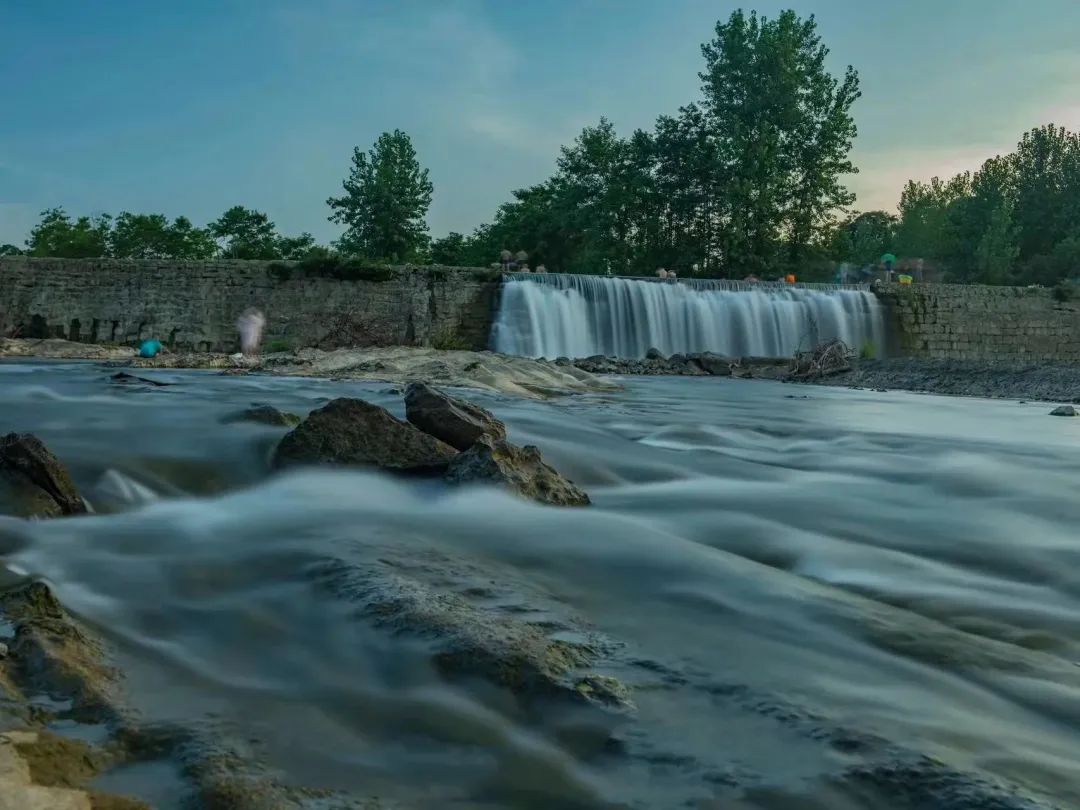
[827, 124, 1080, 285]
[4, 8, 1077, 287]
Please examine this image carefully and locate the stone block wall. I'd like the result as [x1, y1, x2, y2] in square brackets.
[876, 282, 1080, 362]
[0, 257, 500, 353]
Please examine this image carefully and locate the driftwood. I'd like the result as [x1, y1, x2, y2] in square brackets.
[789, 339, 853, 380]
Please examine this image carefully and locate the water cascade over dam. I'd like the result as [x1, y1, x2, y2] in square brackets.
[492, 272, 886, 360]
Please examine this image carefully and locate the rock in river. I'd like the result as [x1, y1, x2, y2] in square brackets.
[272, 398, 457, 474]
[221, 404, 301, 428]
[446, 434, 590, 506]
[1049, 405, 1077, 417]
[404, 381, 507, 451]
[0, 433, 86, 518]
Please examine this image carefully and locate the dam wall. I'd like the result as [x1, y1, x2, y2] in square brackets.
[0, 257, 499, 352]
[876, 282, 1080, 363]
[3, 257, 1079, 363]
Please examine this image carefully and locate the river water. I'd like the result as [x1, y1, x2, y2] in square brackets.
[2, 361, 1079, 809]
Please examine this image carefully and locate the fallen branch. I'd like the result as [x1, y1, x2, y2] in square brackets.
[788, 339, 853, 381]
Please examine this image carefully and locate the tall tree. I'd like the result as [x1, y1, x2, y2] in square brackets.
[327, 130, 433, 261]
[699, 9, 860, 272]
[430, 232, 468, 265]
[26, 208, 111, 258]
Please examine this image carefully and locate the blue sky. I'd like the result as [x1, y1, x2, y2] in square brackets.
[2, 0, 1079, 247]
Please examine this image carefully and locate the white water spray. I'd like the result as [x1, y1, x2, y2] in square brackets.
[492, 274, 885, 359]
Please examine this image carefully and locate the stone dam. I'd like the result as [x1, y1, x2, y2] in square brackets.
[2, 257, 1079, 363]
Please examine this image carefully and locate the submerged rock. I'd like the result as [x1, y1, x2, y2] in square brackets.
[221, 404, 301, 428]
[272, 397, 457, 474]
[446, 434, 590, 506]
[1049, 405, 1077, 416]
[404, 382, 507, 451]
[0, 434, 86, 518]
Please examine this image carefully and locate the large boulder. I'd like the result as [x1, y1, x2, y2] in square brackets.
[446, 435, 589, 506]
[1050, 405, 1077, 417]
[0, 434, 86, 519]
[272, 398, 457, 474]
[404, 382, 507, 451]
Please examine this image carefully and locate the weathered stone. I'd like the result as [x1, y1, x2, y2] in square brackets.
[1050, 405, 1077, 416]
[446, 435, 589, 506]
[273, 398, 457, 474]
[645, 347, 665, 360]
[695, 352, 733, 376]
[221, 404, 300, 428]
[0, 257, 498, 354]
[404, 382, 507, 451]
[0, 434, 85, 518]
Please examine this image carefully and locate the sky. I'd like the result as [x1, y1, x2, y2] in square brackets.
[2, 0, 1080, 247]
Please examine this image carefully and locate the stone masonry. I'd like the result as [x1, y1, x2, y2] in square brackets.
[3, 257, 1079, 363]
[0, 257, 499, 353]
[876, 282, 1080, 362]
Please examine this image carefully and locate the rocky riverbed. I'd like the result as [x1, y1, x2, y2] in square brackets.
[1, 362, 1079, 808]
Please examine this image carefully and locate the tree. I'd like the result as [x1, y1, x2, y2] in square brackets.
[327, 130, 433, 261]
[828, 211, 897, 265]
[275, 232, 317, 260]
[209, 206, 281, 259]
[110, 212, 217, 259]
[26, 208, 111, 258]
[699, 9, 860, 272]
[973, 199, 1019, 284]
[0, 244, 23, 256]
[431, 232, 468, 265]
[896, 174, 971, 260]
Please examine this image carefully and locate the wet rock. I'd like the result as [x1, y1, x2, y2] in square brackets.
[221, 404, 300, 428]
[310, 555, 628, 711]
[0, 642, 7, 658]
[695, 352, 733, 376]
[645, 347, 665, 360]
[404, 382, 507, 451]
[272, 397, 457, 474]
[0, 433, 86, 518]
[109, 372, 173, 387]
[0, 581, 121, 722]
[1050, 405, 1077, 416]
[574, 675, 635, 710]
[446, 434, 589, 506]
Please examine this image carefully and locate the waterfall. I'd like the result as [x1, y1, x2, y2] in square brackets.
[491, 273, 885, 360]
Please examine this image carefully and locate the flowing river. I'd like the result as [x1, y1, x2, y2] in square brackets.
[1, 360, 1079, 809]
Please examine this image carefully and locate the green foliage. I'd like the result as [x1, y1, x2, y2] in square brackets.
[328, 130, 433, 262]
[209, 205, 281, 259]
[268, 253, 397, 283]
[0, 244, 23, 256]
[26, 208, 112, 258]
[897, 124, 1080, 285]
[463, 10, 859, 277]
[431, 232, 468, 265]
[859, 339, 876, 360]
[827, 211, 897, 265]
[110, 212, 217, 259]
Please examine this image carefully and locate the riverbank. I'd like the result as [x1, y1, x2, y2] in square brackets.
[6, 337, 1080, 404]
[819, 358, 1080, 403]
[0, 339, 618, 399]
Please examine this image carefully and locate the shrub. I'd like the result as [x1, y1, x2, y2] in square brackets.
[859, 339, 876, 360]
